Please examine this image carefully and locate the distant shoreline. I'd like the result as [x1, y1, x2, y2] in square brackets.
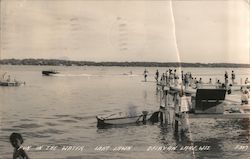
[1, 58, 250, 68]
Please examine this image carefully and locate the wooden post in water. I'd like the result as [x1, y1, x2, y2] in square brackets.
[181, 112, 189, 133]
[156, 81, 159, 94]
[173, 92, 180, 132]
[159, 86, 163, 124]
[162, 87, 167, 126]
[180, 95, 192, 134]
[164, 86, 170, 125]
[159, 86, 162, 106]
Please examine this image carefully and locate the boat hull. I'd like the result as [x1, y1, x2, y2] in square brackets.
[97, 116, 140, 125]
[0, 81, 21, 86]
[96, 111, 159, 128]
[42, 71, 59, 76]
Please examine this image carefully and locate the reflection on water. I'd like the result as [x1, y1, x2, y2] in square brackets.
[0, 66, 249, 158]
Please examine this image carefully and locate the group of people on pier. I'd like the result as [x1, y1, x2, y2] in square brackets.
[144, 68, 250, 105]
[154, 69, 180, 85]
[224, 71, 236, 85]
[153, 69, 235, 89]
[148, 69, 250, 88]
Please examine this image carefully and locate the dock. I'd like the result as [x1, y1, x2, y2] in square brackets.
[188, 113, 250, 119]
[156, 82, 250, 133]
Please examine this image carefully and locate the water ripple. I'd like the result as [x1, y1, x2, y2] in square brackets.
[13, 123, 43, 129]
[58, 119, 78, 123]
[54, 114, 71, 118]
[45, 122, 60, 126]
[37, 128, 65, 135]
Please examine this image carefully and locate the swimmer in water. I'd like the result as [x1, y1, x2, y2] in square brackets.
[10, 132, 29, 159]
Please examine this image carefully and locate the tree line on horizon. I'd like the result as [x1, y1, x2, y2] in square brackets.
[0, 58, 250, 68]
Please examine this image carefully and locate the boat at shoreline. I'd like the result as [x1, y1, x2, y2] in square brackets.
[42, 70, 59, 76]
[96, 111, 159, 128]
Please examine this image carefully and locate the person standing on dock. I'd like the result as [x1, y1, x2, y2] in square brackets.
[173, 69, 179, 85]
[165, 70, 169, 84]
[196, 81, 202, 89]
[143, 69, 148, 82]
[184, 73, 189, 89]
[194, 77, 197, 84]
[224, 71, 228, 84]
[208, 78, 212, 84]
[241, 90, 249, 105]
[162, 73, 166, 85]
[245, 78, 249, 84]
[199, 78, 203, 84]
[216, 80, 221, 88]
[7, 75, 11, 82]
[155, 70, 159, 82]
[181, 71, 184, 83]
[169, 69, 174, 85]
[159, 73, 164, 85]
[231, 71, 236, 84]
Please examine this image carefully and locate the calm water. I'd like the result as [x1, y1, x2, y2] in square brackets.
[0, 65, 249, 159]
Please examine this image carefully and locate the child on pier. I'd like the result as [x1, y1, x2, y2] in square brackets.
[208, 78, 212, 84]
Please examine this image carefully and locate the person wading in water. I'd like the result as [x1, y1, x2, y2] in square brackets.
[10, 133, 29, 159]
[143, 69, 148, 82]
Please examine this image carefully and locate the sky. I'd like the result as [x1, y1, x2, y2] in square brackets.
[0, 0, 249, 63]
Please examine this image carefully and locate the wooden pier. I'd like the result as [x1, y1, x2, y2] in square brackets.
[156, 82, 250, 133]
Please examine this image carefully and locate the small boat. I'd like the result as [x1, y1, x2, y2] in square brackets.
[0, 80, 22, 86]
[42, 70, 59, 76]
[96, 111, 159, 128]
[0, 73, 24, 87]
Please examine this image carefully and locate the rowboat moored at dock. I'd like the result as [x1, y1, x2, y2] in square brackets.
[96, 111, 159, 128]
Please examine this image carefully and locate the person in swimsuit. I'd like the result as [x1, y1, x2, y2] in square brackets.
[231, 70, 236, 84]
[224, 71, 228, 84]
[155, 70, 159, 82]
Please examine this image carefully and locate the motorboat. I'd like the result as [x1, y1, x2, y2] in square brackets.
[42, 70, 59, 76]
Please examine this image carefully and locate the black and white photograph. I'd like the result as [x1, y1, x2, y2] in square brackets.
[0, 0, 249, 158]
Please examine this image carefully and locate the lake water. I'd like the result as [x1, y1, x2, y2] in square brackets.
[0, 65, 249, 159]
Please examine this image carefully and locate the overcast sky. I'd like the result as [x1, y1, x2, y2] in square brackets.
[0, 0, 249, 63]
